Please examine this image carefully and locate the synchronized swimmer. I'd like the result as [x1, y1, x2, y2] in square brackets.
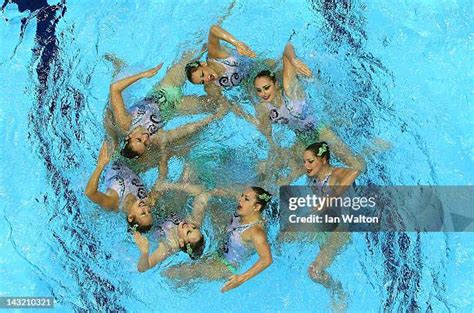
[84, 19, 389, 303]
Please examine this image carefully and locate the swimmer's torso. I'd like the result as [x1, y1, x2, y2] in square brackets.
[209, 51, 252, 89]
[104, 160, 148, 209]
[153, 214, 184, 251]
[266, 91, 316, 134]
[221, 213, 261, 267]
[128, 98, 164, 136]
[307, 172, 333, 196]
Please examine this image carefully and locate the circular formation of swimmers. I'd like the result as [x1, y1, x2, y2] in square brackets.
[85, 24, 380, 309]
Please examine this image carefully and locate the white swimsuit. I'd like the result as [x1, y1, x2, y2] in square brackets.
[127, 98, 164, 136]
[104, 161, 148, 209]
[266, 91, 316, 134]
[209, 51, 252, 89]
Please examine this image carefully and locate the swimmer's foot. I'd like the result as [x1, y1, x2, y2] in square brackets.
[103, 53, 126, 76]
[257, 161, 268, 179]
[362, 137, 393, 157]
[332, 117, 349, 128]
[309, 264, 348, 312]
[373, 138, 392, 151]
[330, 282, 348, 313]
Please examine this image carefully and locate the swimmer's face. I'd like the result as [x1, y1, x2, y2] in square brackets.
[236, 189, 260, 216]
[303, 150, 326, 177]
[128, 200, 153, 227]
[254, 76, 277, 103]
[177, 222, 202, 245]
[190, 62, 217, 85]
[127, 129, 151, 156]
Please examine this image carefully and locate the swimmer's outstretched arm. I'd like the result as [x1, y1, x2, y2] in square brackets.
[157, 49, 206, 89]
[208, 25, 256, 59]
[328, 168, 361, 199]
[221, 226, 272, 292]
[230, 104, 260, 128]
[161, 98, 229, 144]
[178, 95, 220, 115]
[189, 192, 210, 227]
[148, 182, 210, 227]
[319, 127, 366, 172]
[109, 63, 163, 132]
[158, 150, 169, 180]
[148, 181, 203, 209]
[228, 100, 277, 150]
[85, 142, 118, 210]
[204, 83, 223, 97]
[216, 0, 237, 26]
[143, 152, 171, 208]
[209, 186, 241, 200]
[277, 164, 306, 187]
[158, 114, 214, 145]
[254, 102, 277, 146]
[151, 182, 203, 195]
[134, 232, 172, 272]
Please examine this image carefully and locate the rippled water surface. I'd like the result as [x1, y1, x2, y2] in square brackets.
[0, 0, 473, 311]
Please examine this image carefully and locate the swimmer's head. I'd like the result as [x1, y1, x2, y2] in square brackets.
[120, 129, 151, 159]
[254, 70, 277, 103]
[251, 186, 272, 211]
[126, 198, 153, 233]
[237, 187, 272, 216]
[304, 142, 330, 177]
[185, 61, 218, 85]
[177, 222, 205, 259]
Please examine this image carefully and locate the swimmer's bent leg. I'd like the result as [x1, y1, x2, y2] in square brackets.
[308, 232, 350, 287]
[308, 232, 350, 312]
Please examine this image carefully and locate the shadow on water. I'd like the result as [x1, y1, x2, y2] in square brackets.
[308, 0, 449, 310]
[3, 0, 129, 310]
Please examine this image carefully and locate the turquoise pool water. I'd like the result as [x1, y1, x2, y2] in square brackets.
[0, 0, 473, 311]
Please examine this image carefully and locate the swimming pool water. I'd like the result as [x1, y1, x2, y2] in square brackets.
[1, 0, 473, 312]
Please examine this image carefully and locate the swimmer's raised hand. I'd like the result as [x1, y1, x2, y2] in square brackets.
[133, 231, 149, 255]
[97, 142, 111, 166]
[235, 41, 256, 58]
[142, 63, 163, 78]
[293, 58, 312, 77]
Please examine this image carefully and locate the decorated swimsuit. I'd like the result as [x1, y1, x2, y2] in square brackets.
[152, 214, 183, 242]
[105, 160, 148, 209]
[114, 65, 182, 123]
[266, 90, 316, 134]
[307, 172, 339, 233]
[209, 51, 252, 89]
[220, 212, 262, 271]
[307, 172, 333, 196]
[148, 86, 183, 122]
[127, 98, 165, 137]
